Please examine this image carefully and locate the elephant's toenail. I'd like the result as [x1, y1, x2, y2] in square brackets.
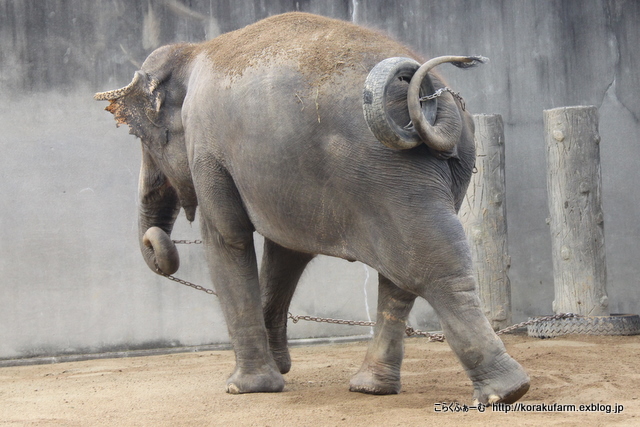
[488, 394, 501, 404]
[226, 383, 241, 394]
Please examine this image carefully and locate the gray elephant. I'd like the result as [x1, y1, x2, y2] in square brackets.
[95, 12, 529, 404]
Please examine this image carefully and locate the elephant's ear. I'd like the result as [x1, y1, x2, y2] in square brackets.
[96, 71, 169, 144]
[143, 78, 166, 127]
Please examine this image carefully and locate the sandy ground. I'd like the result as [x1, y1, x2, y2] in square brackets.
[1, 332, 638, 426]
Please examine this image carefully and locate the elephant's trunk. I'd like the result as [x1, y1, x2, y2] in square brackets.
[142, 226, 179, 275]
[138, 150, 182, 276]
[407, 55, 487, 153]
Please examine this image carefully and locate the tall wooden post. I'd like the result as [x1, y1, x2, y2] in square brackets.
[460, 114, 511, 330]
[544, 106, 609, 316]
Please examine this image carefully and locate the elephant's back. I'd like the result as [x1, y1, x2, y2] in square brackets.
[198, 12, 421, 84]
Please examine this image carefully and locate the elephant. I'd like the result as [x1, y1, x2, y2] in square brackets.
[95, 12, 529, 404]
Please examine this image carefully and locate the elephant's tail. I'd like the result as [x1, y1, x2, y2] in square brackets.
[362, 55, 488, 154]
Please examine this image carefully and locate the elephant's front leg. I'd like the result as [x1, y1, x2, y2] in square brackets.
[203, 230, 284, 394]
[260, 239, 314, 374]
[196, 166, 283, 394]
[350, 274, 416, 394]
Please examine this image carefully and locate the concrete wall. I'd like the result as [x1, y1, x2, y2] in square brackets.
[1, 0, 639, 361]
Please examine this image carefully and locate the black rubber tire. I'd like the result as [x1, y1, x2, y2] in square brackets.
[362, 57, 437, 150]
[527, 314, 640, 338]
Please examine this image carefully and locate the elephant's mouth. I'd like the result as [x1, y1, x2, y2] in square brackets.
[164, 177, 197, 223]
[182, 203, 197, 222]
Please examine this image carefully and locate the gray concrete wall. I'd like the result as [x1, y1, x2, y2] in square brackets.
[1, 0, 639, 361]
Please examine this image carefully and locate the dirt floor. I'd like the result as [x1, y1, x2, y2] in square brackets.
[1, 333, 638, 426]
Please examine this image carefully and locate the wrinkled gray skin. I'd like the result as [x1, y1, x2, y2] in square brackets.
[96, 13, 529, 404]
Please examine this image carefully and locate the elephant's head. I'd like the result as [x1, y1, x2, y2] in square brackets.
[95, 44, 197, 275]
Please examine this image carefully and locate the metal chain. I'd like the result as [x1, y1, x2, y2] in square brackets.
[419, 87, 466, 111]
[404, 327, 445, 341]
[287, 312, 445, 342]
[287, 313, 375, 328]
[163, 239, 580, 341]
[495, 313, 580, 335]
[153, 261, 217, 296]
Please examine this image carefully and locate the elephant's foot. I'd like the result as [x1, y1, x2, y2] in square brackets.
[267, 326, 292, 374]
[469, 353, 530, 404]
[270, 346, 291, 375]
[349, 363, 401, 395]
[225, 364, 285, 394]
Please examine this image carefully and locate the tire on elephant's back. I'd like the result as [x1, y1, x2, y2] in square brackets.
[362, 57, 436, 150]
[527, 314, 640, 338]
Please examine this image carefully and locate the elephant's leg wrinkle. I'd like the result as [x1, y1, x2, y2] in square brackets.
[350, 274, 416, 395]
[260, 239, 314, 374]
[424, 275, 529, 404]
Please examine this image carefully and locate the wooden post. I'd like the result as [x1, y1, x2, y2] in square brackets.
[460, 114, 511, 330]
[544, 106, 609, 316]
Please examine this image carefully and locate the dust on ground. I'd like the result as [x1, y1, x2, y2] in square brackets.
[1, 333, 638, 426]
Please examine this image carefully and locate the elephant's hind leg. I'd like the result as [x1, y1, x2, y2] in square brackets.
[411, 212, 529, 403]
[260, 239, 314, 374]
[349, 274, 416, 395]
[373, 207, 529, 403]
[425, 276, 530, 404]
